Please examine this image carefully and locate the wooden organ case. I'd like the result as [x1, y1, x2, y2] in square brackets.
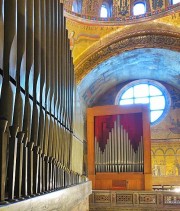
[87, 105, 152, 190]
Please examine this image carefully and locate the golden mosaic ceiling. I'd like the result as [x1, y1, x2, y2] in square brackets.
[64, 0, 180, 23]
[65, 9, 180, 82]
[64, 1, 180, 109]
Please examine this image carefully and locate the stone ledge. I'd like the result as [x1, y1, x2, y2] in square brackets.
[0, 181, 92, 211]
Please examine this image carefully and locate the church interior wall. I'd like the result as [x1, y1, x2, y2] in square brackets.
[90, 81, 180, 186]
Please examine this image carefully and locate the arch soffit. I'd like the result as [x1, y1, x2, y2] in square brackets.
[74, 22, 180, 84]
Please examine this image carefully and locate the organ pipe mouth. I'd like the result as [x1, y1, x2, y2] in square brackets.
[95, 115, 144, 173]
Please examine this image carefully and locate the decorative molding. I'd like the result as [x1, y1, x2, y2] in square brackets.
[64, 5, 180, 25]
[94, 193, 111, 203]
[139, 194, 157, 204]
[75, 30, 180, 83]
[116, 194, 133, 204]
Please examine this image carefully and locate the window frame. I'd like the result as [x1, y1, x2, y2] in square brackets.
[100, 1, 111, 18]
[100, 4, 108, 18]
[133, 0, 146, 16]
[171, 0, 180, 5]
[72, 0, 78, 13]
[114, 79, 171, 126]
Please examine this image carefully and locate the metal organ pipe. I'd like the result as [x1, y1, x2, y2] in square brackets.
[95, 115, 144, 173]
[0, 1, 85, 202]
[117, 115, 121, 172]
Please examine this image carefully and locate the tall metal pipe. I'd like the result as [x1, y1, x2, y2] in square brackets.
[94, 118, 144, 173]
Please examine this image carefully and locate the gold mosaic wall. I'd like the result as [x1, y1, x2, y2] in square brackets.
[65, 7, 180, 182]
[66, 19, 122, 61]
[151, 140, 180, 177]
[64, 0, 177, 19]
[66, 10, 180, 82]
[151, 85, 180, 178]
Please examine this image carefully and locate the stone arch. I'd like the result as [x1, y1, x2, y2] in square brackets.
[75, 22, 180, 83]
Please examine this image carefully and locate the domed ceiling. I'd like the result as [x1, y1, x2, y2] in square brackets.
[64, 0, 180, 23]
[64, 1, 180, 108]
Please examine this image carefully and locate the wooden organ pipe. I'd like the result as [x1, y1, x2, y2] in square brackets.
[0, 0, 84, 204]
[95, 115, 144, 173]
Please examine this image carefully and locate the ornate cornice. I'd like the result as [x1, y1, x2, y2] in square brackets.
[64, 5, 180, 26]
[75, 24, 180, 84]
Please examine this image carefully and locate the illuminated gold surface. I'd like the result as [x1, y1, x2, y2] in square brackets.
[151, 140, 180, 177]
[66, 9, 180, 182]
[75, 28, 180, 83]
[66, 11, 180, 83]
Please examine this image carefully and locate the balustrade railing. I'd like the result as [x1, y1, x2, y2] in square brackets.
[90, 190, 180, 210]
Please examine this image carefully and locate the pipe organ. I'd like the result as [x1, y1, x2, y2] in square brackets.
[87, 105, 152, 190]
[0, 0, 85, 204]
[95, 115, 144, 173]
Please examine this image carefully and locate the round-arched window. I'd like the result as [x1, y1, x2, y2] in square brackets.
[115, 80, 171, 125]
[172, 0, 180, 4]
[133, 2, 146, 16]
[72, 0, 78, 13]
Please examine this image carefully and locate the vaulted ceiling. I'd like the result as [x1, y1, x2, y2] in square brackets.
[77, 48, 180, 106]
[65, 7, 180, 107]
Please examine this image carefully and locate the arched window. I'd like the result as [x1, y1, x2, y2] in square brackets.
[72, 0, 78, 13]
[172, 0, 180, 4]
[133, 2, 146, 16]
[115, 80, 171, 125]
[100, 1, 113, 18]
[100, 4, 108, 18]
